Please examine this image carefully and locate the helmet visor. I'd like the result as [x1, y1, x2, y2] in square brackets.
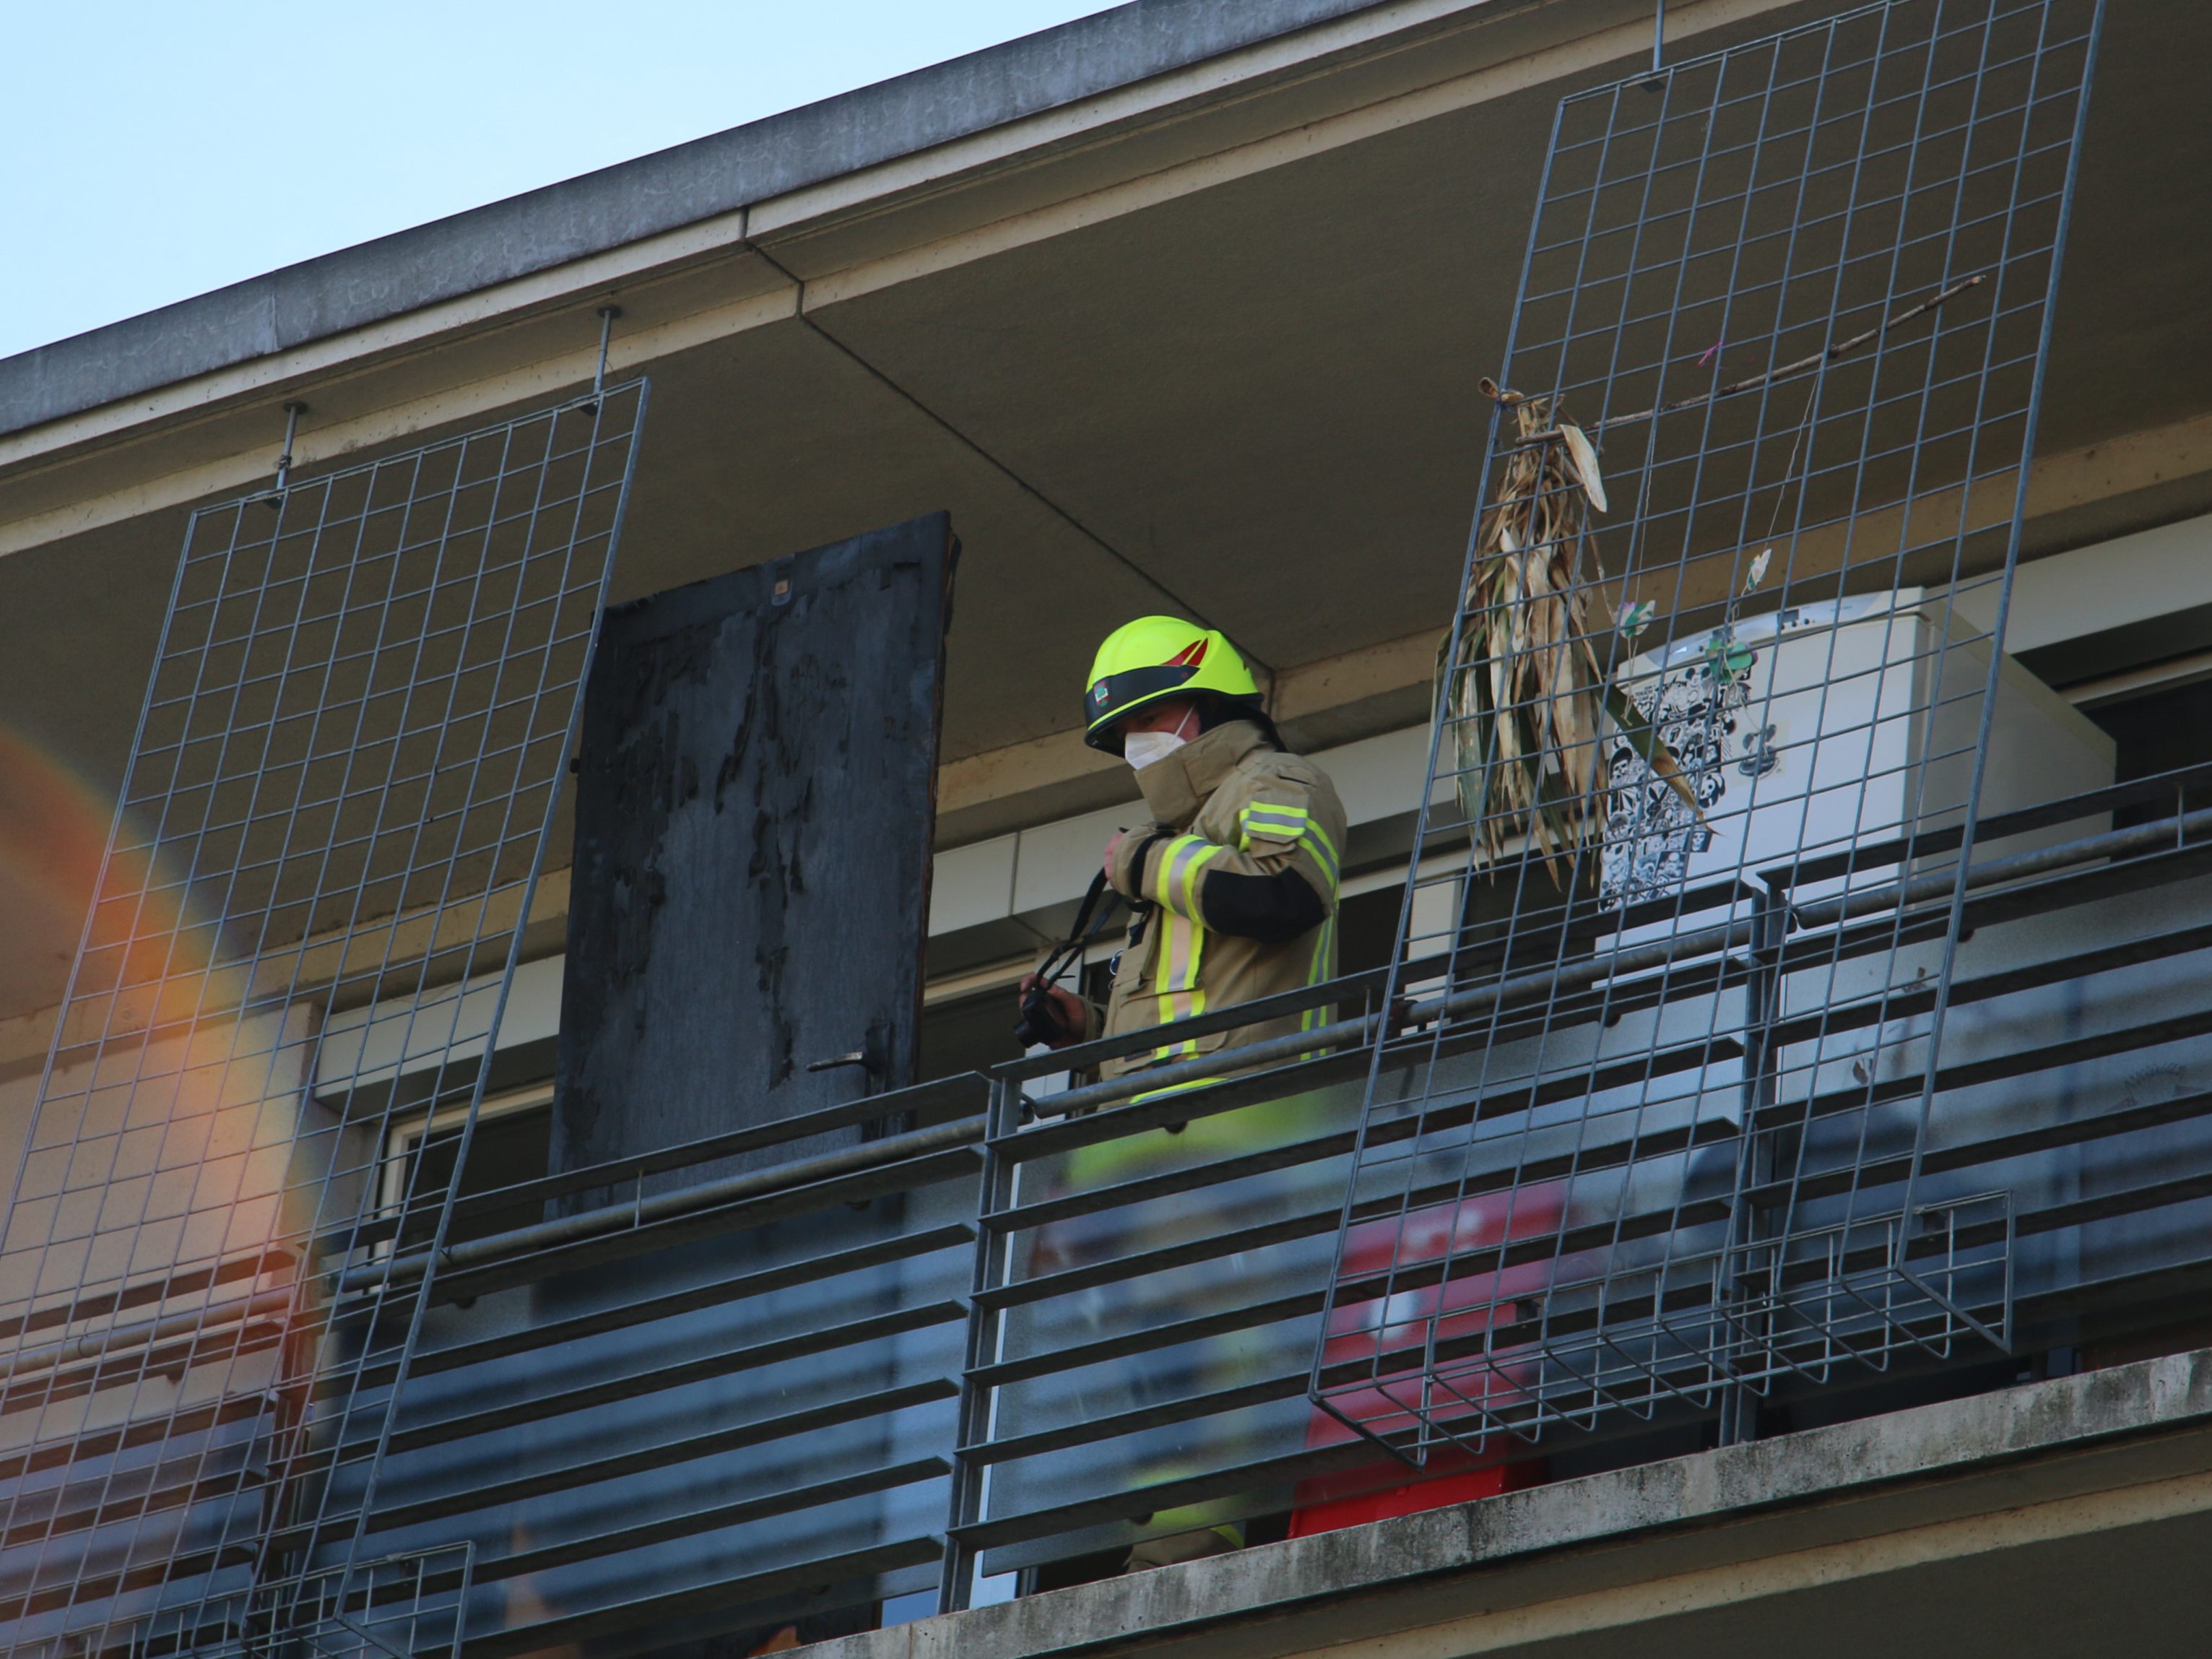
[1084, 664, 1202, 748]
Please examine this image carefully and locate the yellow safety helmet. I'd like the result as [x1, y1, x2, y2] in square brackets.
[1083, 616, 1265, 753]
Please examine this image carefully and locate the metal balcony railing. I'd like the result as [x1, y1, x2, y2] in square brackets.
[14, 757, 2211, 1655]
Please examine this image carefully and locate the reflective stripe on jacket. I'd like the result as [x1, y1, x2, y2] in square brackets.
[1085, 719, 1346, 1081]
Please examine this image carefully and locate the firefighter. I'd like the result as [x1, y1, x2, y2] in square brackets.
[1020, 616, 1348, 1080]
[1015, 617, 1349, 1573]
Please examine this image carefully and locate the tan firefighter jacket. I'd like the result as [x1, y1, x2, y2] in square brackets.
[1079, 719, 1347, 1081]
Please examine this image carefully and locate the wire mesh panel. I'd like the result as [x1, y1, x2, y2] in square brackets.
[0, 381, 647, 1657]
[334, 1076, 983, 1658]
[1316, 0, 2103, 1458]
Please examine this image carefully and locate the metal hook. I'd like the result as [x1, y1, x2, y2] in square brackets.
[576, 306, 623, 415]
[1641, 0, 1667, 87]
[264, 401, 307, 507]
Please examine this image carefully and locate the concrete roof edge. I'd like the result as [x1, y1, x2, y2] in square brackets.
[0, 0, 1400, 441]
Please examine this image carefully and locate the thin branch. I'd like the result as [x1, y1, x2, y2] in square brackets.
[1494, 271, 1989, 445]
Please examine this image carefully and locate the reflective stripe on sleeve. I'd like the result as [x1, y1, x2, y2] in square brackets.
[1237, 800, 1340, 889]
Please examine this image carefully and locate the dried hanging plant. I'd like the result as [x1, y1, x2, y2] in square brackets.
[1439, 383, 1699, 882]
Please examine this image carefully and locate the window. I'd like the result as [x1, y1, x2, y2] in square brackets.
[380, 1083, 554, 1249]
[2084, 675, 2212, 827]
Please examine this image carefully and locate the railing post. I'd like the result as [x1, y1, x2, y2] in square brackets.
[1717, 880, 1785, 1445]
[939, 1073, 1023, 1613]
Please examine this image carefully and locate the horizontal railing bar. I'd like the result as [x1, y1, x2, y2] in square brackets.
[312, 805, 2212, 1325]
[1335, 1239, 1974, 1398]
[316, 1379, 958, 1536]
[1315, 1006, 2212, 1351]
[951, 1444, 1371, 1553]
[468, 1457, 951, 1579]
[344, 1126, 984, 1296]
[420, 1145, 983, 1304]
[1355, 1116, 1748, 1229]
[0, 1247, 292, 1347]
[966, 1372, 1314, 1469]
[1035, 1015, 1387, 1120]
[967, 1291, 1322, 1390]
[2017, 1171, 2212, 1240]
[1782, 803, 2212, 934]
[1035, 802, 2212, 1120]
[327, 1071, 989, 1258]
[1005, 1051, 1361, 1161]
[1012, 853, 2104, 1190]
[2014, 1255, 2212, 1340]
[1, 1317, 289, 1418]
[1764, 909, 2212, 1055]
[0, 1395, 272, 1490]
[976, 1210, 1343, 1313]
[350, 1223, 975, 1392]
[994, 1032, 1743, 1223]
[1004, 986, 1743, 1168]
[0, 1534, 258, 1626]
[463, 1538, 944, 1659]
[973, 1151, 1610, 1390]
[1756, 1084, 2212, 1215]
[0, 1461, 261, 1555]
[1757, 1000, 2212, 1145]
[351, 1301, 966, 1461]
[1764, 909, 1954, 987]
[990, 912, 1696, 1080]
[1956, 837, 2212, 941]
[991, 1126, 1363, 1234]
[1389, 946, 1754, 1074]
[992, 967, 1399, 1083]
[1766, 755, 2212, 890]
[995, 1335, 1787, 1504]
[1006, 967, 1748, 1153]
[452, 1071, 987, 1224]
[0, 1287, 295, 1386]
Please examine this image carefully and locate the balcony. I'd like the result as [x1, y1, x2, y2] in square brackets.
[4, 1, 2210, 1652]
[12, 735, 2212, 1655]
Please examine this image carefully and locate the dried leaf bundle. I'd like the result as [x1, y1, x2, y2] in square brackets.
[1440, 388, 1697, 882]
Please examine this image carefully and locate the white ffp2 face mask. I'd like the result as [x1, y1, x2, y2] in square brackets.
[1123, 729, 1188, 772]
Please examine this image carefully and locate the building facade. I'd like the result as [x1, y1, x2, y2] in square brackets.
[4, 0, 2212, 1653]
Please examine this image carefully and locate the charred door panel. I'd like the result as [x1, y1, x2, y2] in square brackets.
[554, 512, 955, 1198]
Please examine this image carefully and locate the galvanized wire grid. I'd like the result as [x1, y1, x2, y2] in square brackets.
[0, 381, 646, 1658]
[1316, 0, 2103, 1458]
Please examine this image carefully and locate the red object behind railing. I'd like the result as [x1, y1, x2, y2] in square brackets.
[1293, 1185, 1563, 1535]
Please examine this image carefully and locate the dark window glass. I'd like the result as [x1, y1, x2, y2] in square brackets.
[397, 1099, 552, 1248]
[919, 987, 1027, 1081]
[1335, 885, 1407, 979]
[2086, 676, 2212, 827]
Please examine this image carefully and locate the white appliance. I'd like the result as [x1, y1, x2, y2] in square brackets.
[1599, 588, 2114, 922]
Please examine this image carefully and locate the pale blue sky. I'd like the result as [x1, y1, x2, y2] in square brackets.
[0, 1, 1112, 361]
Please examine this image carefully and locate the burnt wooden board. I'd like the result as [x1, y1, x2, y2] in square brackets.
[552, 512, 955, 1200]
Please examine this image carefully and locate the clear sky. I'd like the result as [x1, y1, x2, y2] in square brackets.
[0, 1, 1111, 362]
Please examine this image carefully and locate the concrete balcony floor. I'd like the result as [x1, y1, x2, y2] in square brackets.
[812, 1346, 2212, 1658]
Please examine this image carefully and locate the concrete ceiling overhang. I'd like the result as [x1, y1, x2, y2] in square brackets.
[1, 0, 2208, 1020]
[0, 0, 1808, 779]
